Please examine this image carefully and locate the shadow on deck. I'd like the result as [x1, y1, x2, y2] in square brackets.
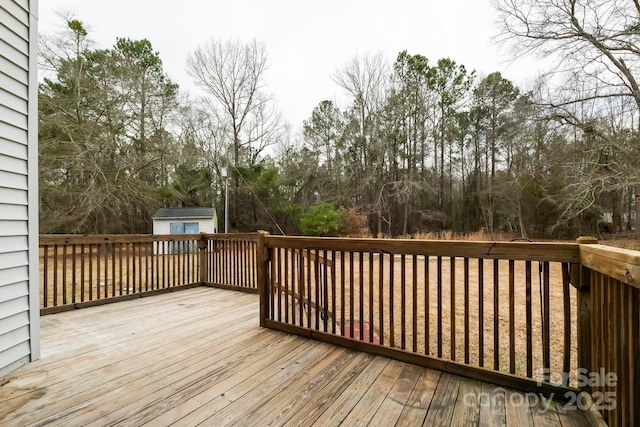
[1, 288, 598, 426]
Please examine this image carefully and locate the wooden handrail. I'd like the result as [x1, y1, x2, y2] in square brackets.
[40, 234, 205, 245]
[580, 243, 640, 289]
[264, 236, 580, 262]
[39, 233, 258, 246]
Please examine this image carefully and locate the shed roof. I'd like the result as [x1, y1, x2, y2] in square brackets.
[152, 207, 216, 220]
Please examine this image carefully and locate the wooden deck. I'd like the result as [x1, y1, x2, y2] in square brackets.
[1, 287, 596, 426]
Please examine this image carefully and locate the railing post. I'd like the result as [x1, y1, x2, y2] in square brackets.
[198, 233, 209, 285]
[257, 231, 270, 327]
[576, 235, 597, 392]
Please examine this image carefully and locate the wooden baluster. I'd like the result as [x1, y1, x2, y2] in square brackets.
[424, 254, 430, 355]
[119, 242, 124, 294]
[389, 252, 395, 348]
[412, 255, 418, 353]
[464, 257, 469, 364]
[525, 260, 532, 378]
[80, 244, 85, 302]
[359, 251, 364, 341]
[90, 244, 95, 300]
[307, 249, 312, 329]
[62, 244, 67, 305]
[542, 261, 550, 382]
[299, 249, 305, 328]
[43, 246, 49, 308]
[494, 259, 500, 371]
[290, 248, 296, 326]
[284, 247, 290, 324]
[378, 252, 384, 346]
[401, 254, 406, 348]
[450, 256, 456, 361]
[562, 263, 571, 386]
[276, 247, 282, 323]
[509, 259, 515, 375]
[437, 256, 442, 358]
[331, 250, 337, 334]
[369, 252, 375, 342]
[111, 243, 116, 296]
[53, 245, 58, 307]
[72, 244, 77, 304]
[349, 252, 354, 338]
[478, 258, 484, 367]
[270, 246, 276, 322]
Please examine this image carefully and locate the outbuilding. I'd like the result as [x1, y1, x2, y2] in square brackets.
[152, 207, 218, 235]
[152, 208, 218, 254]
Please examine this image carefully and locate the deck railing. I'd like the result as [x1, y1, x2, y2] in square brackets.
[578, 239, 640, 427]
[39, 231, 637, 425]
[39, 233, 258, 314]
[203, 233, 258, 291]
[257, 234, 581, 394]
[256, 233, 635, 426]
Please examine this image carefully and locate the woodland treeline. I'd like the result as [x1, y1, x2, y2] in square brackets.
[39, 2, 640, 238]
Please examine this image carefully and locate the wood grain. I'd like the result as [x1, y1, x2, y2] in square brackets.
[0, 288, 597, 426]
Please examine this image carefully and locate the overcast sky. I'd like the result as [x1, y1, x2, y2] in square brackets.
[39, 0, 541, 132]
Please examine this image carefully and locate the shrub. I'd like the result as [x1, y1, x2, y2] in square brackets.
[300, 204, 372, 237]
[336, 207, 370, 237]
[300, 203, 340, 236]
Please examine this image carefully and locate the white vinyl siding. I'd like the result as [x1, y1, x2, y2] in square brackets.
[0, 266, 29, 287]
[0, 220, 28, 237]
[0, 0, 38, 378]
[0, 204, 29, 220]
[2, 0, 28, 20]
[0, 70, 29, 100]
[0, 282, 29, 306]
[0, 310, 29, 336]
[0, 170, 28, 190]
[153, 218, 217, 235]
[0, 141, 29, 163]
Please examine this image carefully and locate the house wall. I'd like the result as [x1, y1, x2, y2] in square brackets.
[0, 0, 39, 377]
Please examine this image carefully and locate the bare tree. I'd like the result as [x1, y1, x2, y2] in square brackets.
[333, 52, 389, 120]
[493, 0, 640, 234]
[332, 52, 391, 235]
[492, 0, 640, 127]
[186, 37, 282, 228]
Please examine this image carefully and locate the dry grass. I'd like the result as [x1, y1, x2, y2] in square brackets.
[408, 230, 519, 242]
[599, 235, 640, 251]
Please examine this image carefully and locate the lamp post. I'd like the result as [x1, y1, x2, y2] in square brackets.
[221, 166, 229, 233]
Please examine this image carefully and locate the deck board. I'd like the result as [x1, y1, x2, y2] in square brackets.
[395, 368, 441, 426]
[0, 287, 597, 426]
[368, 363, 423, 426]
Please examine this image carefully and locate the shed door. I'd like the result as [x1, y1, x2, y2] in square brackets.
[169, 222, 199, 253]
[170, 223, 184, 234]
